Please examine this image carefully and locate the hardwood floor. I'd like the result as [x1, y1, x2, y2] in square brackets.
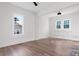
[0, 38, 79, 56]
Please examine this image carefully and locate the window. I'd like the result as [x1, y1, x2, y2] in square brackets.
[64, 20, 69, 29]
[56, 21, 61, 29]
[13, 15, 24, 35]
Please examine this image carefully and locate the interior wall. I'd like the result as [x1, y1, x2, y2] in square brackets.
[38, 3, 79, 41]
[49, 10, 79, 41]
[36, 15, 49, 39]
[0, 3, 36, 48]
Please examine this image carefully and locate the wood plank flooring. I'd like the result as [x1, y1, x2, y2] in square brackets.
[0, 38, 79, 56]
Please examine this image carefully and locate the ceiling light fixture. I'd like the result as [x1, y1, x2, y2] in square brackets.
[57, 11, 61, 15]
[33, 2, 39, 6]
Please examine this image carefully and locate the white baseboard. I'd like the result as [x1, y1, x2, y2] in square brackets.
[0, 38, 35, 48]
[50, 35, 79, 41]
[35, 36, 49, 40]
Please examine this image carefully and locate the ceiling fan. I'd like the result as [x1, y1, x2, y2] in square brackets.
[33, 2, 39, 6]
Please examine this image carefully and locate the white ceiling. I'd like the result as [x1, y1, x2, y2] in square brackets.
[10, 2, 78, 14]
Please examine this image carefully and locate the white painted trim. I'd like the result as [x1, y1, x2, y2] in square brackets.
[0, 38, 35, 48]
[50, 35, 79, 41]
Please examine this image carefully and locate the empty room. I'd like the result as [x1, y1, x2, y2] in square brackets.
[0, 2, 79, 56]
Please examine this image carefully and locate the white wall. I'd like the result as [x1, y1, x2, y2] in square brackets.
[38, 3, 79, 41]
[0, 3, 36, 48]
[49, 8, 79, 41]
[35, 15, 49, 39]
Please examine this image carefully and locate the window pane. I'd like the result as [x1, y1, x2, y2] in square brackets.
[14, 16, 24, 35]
[57, 21, 61, 29]
[64, 20, 69, 29]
